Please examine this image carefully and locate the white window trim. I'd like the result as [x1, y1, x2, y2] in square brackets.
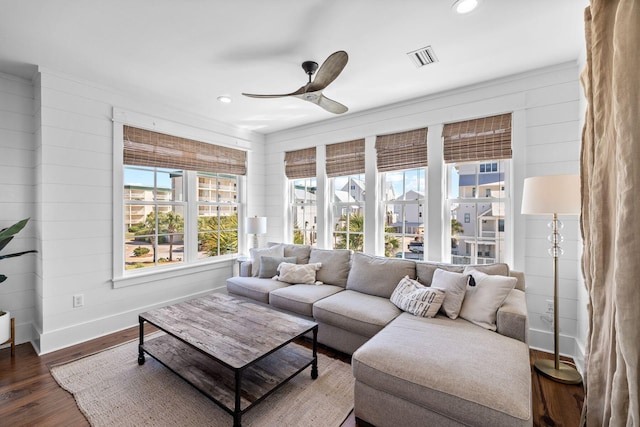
[112, 109, 246, 288]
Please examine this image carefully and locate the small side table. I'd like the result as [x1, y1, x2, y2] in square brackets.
[1, 318, 16, 357]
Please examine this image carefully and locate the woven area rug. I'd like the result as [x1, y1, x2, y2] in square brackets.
[50, 334, 354, 427]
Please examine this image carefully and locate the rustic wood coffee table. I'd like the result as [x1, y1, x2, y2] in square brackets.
[137, 293, 318, 427]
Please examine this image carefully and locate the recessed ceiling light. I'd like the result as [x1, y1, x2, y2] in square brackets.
[452, 0, 479, 14]
[217, 95, 232, 103]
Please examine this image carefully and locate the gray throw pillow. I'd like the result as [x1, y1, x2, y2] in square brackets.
[259, 256, 297, 278]
[346, 252, 416, 298]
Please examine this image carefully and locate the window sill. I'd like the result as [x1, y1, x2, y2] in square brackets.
[112, 255, 236, 289]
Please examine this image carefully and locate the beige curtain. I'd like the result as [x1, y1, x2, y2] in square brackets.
[581, 1, 640, 425]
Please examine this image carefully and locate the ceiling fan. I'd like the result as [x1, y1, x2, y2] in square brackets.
[242, 50, 349, 114]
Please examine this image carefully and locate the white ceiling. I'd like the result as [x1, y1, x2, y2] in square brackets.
[0, 0, 588, 134]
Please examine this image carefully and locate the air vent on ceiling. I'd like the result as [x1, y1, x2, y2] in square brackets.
[407, 46, 439, 68]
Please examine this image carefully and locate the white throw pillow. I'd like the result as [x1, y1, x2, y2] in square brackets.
[249, 245, 284, 277]
[390, 276, 445, 318]
[431, 268, 469, 319]
[459, 270, 517, 331]
[275, 262, 322, 285]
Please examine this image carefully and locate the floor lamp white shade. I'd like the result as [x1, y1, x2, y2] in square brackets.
[246, 216, 267, 249]
[521, 174, 582, 384]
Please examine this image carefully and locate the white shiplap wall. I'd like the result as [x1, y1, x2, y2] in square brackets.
[263, 62, 583, 356]
[0, 72, 36, 347]
[31, 68, 265, 353]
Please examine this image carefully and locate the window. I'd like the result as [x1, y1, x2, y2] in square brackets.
[332, 174, 365, 251]
[285, 147, 317, 246]
[376, 127, 428, 259]
[124, 167, 185, 270]
[444, 113, 512, 265]
[382, 169, 426, 259]
[326, 139, 366, 251]
[290, 178, 317, 246]
[197, 173, 239, 258]
[121, 125, 245, 275]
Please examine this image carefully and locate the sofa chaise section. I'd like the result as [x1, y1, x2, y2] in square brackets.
[352, 313, 532, 427]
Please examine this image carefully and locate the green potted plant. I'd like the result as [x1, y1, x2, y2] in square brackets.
[0, 218, 37, 343]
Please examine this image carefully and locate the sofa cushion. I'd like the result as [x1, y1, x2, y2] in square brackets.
[225, 276, 289, 304]
[431, 268, 469, 319]
[313, 290, 402, 338]
[459, 270, 517, 331]
[249, 245, 284, 277]
[269, 284, 344, 317]
[390, 276, 445, 318]
[308, 248, 351, 287]
[274, 262, 322, 285]
[416, 261, 464, 286]
[346, 252, 416, 298]
[258, 256, 297, 278]
[352, 313, 531, 427]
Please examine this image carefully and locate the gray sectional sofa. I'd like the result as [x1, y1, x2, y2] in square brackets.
[226, 244, 532, 427]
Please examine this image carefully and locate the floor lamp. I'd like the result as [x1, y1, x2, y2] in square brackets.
[245, 216, 267, 250]
[521, 174, 582, 385]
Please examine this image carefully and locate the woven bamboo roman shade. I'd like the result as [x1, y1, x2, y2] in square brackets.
[442, 113, 512, 163]
[375, 127, 428, 172]
[123, 126, 247, 175]
[284, 147, 317, 179]
[325, 139, 366, 177]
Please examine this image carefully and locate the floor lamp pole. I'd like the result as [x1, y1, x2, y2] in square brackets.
[533, 213, 582, 384]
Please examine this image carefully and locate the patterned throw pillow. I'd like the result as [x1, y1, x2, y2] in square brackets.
[390, 276, 445, 318]
[274, 262, 323, 285]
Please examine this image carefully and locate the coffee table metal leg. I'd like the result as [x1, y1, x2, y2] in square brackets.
[311, 325, 318, 379]
[234, 369, 242, 427]
[137, 317, 145, 365]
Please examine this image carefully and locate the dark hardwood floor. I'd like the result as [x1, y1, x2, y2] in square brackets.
[0, 327, 583, 426]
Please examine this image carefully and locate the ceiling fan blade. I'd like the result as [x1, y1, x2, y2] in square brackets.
[242, 85, 307, 98]
[294, 91, 348, 114]
[307, 51, 348, 92]
[317, 94, 348, 114]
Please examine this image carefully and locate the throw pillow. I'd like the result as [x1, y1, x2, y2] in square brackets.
[459, 270, 517, 331]
[249, 245, 284, 277]
[390, 276, 445, 318]
[431, 268, 469, 319]
[275, 262, 323, 285]
[258, 256, 297, 278]
[346, 252, 416, 298]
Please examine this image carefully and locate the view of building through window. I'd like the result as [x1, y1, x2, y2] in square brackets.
[291, 178, 318, 246]
[448, 160, 508, 264]
[382, 168, 426, 259]
[124, 166, 238, 271]
[332, 174, 365, 251]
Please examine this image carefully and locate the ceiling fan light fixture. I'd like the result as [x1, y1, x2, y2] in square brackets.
[217, 95, 232, 103]
[452, 0, 479, 14]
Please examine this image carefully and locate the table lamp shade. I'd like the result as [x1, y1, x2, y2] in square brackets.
[246, 217, 267, 235]
[521, 174, 580, 215]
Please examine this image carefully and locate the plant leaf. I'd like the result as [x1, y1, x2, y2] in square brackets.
[0, 218, 30, 241]
[0, 250, 37, 261]
[0, 236, 14, 252]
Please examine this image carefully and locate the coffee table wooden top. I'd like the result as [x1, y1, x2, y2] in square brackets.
[139, 293, 317, 369]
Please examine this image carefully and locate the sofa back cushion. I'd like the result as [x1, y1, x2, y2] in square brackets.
[347, 252, 417, 298]
[308, 248, 352, 287]
[268, 242, 312, 264]
[416, 262, 464, 286]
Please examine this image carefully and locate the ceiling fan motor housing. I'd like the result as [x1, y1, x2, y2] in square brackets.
[302, 61, 319, 76]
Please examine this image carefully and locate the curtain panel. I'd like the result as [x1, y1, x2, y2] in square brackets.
[581, 1, 640, 425]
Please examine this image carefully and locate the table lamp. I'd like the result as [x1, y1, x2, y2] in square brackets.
[245, 216, 267, 249]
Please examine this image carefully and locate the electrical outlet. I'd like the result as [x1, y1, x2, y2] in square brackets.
[546, 299, 554, 314]
[73, 294, 84, 308]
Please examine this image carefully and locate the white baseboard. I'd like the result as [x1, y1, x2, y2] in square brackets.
[528, 327, 579, 360]
[37, 286, 226, 355]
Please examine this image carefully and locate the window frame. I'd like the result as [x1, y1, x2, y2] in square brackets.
[330, 173, 366, 252]
[446, 160, 511, 265]
[289, 177, 318, 246]
[112, 114, 245, 288]
[380, 167, 427, 260]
